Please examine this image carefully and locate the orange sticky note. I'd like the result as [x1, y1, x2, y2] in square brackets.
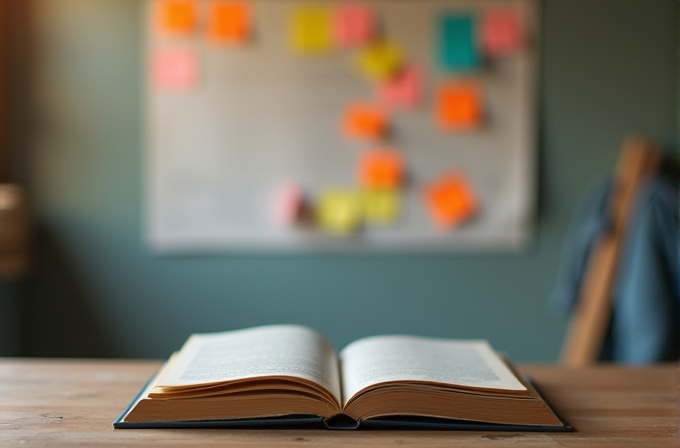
[333, 4, 376, 48]
[423, 172, 478, 229]
[152, 48, 200, 91]
[290, 6, 333, 53]
[157, 0, 198, 36]
[436, 82, 483, 131]
[206, 0, 251, 44]
[356, 41, 404, 81]
[481, 9, 524, 56]
[357, 149, 404, 189]
[342, 103, 388, 140]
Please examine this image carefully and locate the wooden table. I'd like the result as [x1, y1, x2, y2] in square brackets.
[1, 359, 678, 447]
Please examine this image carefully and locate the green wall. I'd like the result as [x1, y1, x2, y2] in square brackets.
[6, 0, 678, 361]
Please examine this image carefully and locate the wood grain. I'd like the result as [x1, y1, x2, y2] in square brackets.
[0, 359, 678, 447]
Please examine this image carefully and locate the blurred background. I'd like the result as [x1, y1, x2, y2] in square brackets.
[0, 0, 676, 361]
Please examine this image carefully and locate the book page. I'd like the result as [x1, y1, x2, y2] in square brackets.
[156, 325, 341, 402]
[340, 335, 526, 405]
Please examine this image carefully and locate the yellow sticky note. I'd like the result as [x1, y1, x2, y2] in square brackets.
[316, 189, 362, 234]
[290, 6, 333, 53]
[356, 41, 404, 80]
[363, 189, 400, 224]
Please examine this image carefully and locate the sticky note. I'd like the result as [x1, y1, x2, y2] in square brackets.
[272, 184, 306, 227]
[206, 0, 251, 45]
[290, 6, 333, 53]
[358, 149, 404, 189]
[436, 82, 482, 131]
[481, 9, 523, 56]
[152, 48, 200, 91]
[342, 103, 388, 140]
[438, 13, 479, 71]
[333, 4, 376, 48]
[356, 41, 404, 81]
[363, 189, 400, 224]
[316, 189, 363, 234]
[157, 0, 198, 36]
[423, 172, 478, 229]
[378, 64, 423, 109]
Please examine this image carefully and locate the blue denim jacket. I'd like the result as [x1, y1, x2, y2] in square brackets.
[552, 174, 679, 363]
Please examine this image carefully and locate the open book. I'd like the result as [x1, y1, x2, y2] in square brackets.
[114, 325, 570, 431]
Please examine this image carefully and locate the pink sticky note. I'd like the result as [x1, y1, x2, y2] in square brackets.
[378, 65, 422, 109]
[152, 48, 200, 91]
[333, 4, 375, 48]
[272, 184, 305, 226]
[481, 9, 524, 56]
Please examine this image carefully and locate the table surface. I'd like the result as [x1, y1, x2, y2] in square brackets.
[0, 359, 678, 447]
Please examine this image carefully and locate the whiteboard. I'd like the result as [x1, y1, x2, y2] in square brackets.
[146, 0, 538, 252]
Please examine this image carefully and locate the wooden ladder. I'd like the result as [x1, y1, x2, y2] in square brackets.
[560, 136, 661, 366]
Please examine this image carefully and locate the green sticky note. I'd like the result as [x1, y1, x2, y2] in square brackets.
[439, 13, 479, 72]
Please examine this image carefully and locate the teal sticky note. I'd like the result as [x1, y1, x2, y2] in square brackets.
[439, 13, 479, 72]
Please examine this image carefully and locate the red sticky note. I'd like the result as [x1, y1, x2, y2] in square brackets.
[333, 4, 376, 48]
[157, 0, 198, 36]
[207, 0, 251, 44]
[358, 149, 404, 189]
[153, 48, 200, 91]
[436, 82, 482, 131]
[378, 65, 423, 109]
[481, 9, 524, 56]
[423, 172, 478, 229]
[342, 102, 388, 140]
